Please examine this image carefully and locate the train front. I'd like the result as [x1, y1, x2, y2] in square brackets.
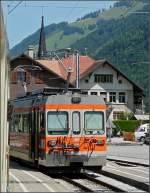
[39, 93, 107, 172]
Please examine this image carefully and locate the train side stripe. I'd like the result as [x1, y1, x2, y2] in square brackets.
[42, 104, 107, 110]
[13, 104, 107, 112]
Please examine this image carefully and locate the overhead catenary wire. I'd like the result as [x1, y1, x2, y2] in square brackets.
[63, 1, 81, 21]
[8, 1, 24, 15]
[7, 4, 92, 9]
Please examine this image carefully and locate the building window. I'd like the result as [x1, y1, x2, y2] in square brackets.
[91, 92, 97, 95]
[100, 92, 107, 102]
[94, 74, 113, 83]
[11, 70, 29, 84]
[18, 70, 26, 82]
[109, 92, 116, 102]
[81, 91, 88, 95]
[118, 79, 122, 84]
[119, 92, 126, 103]
[85, 79, 89, 83]
[113, 111, 124, 120]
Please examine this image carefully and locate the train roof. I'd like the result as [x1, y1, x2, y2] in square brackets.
[10, 87, 105, 106]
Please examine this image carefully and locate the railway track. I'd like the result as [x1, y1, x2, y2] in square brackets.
[48, 171, 146, 193]
[60, 174, 113, 192]
[107, 158, 149, 167]
[84, 170, 147, 192]
[103, 160, 149, 192]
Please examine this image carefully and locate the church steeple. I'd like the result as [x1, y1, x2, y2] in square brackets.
[38, 16, 47, 59]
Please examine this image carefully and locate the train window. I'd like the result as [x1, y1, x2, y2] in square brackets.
[14, 114, 19, 132]
[84, 111, 104, 135]
[72, 111, 80, 135]
[40, 112, 45, 134]
[19, 114, 23, 132]
[47, 111, 69, 135]
[12, 114, 21, 132]
[22, 114, 29, 133]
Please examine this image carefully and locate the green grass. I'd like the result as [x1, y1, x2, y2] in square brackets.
[46, 23, 96, 50]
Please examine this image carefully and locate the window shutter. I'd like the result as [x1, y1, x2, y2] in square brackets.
[35, 72, 43, 84]
[11, 71, 18, 83]
[26, 71, 30, 84]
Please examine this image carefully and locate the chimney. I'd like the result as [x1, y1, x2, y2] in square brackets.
[27, 45, 34, 58]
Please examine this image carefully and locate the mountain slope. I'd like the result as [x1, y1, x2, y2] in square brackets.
[10, 0, 146, 56]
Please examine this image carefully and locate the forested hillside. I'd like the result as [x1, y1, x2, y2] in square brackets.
[71, 3, 149, 110]
[10, 0, 149, 111]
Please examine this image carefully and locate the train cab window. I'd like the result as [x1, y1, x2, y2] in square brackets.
[84, 111, 104, 135]
[47, 111, 69, 135]
[72, 112, 80, 135]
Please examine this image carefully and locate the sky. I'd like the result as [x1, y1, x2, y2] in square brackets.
[3, 1, 116, 49]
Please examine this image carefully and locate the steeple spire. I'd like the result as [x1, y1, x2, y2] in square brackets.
[38, 16, 47, 59]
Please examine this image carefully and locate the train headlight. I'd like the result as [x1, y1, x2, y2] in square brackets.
[47, 140, 57, 147]
[96, 140, 105, 145]
[71, 93, 81, 103]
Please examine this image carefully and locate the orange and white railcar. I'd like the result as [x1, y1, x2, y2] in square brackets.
[9, 88, 107, 172]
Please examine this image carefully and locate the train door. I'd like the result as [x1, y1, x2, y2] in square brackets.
[29, 111, 34, 160]
[38, 111, 46, 160]
[29, 108, 40, 164]
[71, 111, 81, 145]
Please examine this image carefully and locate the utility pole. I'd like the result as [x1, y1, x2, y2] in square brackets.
[0, 3, 10, 192]
[76, 51, 80, 89]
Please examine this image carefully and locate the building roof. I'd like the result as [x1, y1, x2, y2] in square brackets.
[134, 115, 150, 121]
[10, 54, 143, 93]
[36, 59, 68, 80]
[61, 55, 95, 83]
[11, 54, 67, 83]
[83, 59, 144, 92]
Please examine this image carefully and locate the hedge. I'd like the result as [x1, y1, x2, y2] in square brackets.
[113, 120, 141, 133]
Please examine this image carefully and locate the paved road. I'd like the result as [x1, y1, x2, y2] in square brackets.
[107, 144, 149, 161]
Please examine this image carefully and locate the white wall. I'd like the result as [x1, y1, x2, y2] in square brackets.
[80, 62, 134, 111]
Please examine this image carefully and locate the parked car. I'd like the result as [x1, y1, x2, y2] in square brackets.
[134, 123, 150, 142]
[144, 129, 150, 145]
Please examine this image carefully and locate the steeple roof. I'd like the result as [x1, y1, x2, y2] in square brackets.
[38, 16, 47, 59]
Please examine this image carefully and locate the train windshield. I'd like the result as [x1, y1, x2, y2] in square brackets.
[47, 111, 69, 135]
[84, 111, 104, 135]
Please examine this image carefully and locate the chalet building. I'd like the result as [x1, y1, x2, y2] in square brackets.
[10, 53, 144, 120]
[10, 16, 144, 122]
